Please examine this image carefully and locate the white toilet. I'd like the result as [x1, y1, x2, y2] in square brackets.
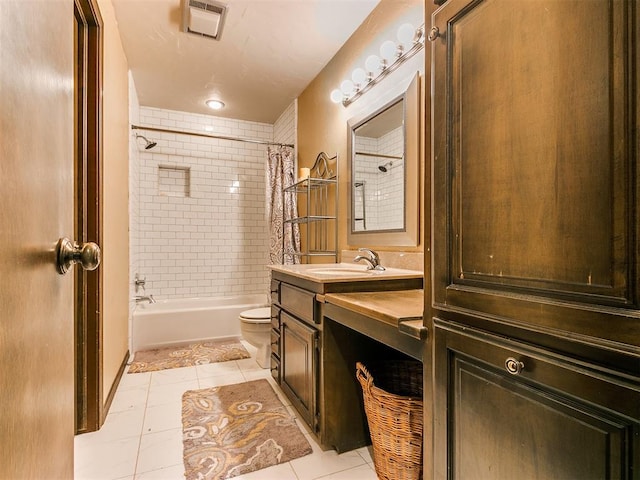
[239, 307, 272, 368]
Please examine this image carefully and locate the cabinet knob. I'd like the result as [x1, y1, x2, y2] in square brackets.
[505, 357, 524, 375]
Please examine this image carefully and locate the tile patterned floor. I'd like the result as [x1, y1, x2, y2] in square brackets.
[74, 342, 378, 480]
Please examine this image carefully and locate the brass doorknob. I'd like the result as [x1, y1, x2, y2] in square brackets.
[427, 26, 440, 42]
[56, 237, 101, 275]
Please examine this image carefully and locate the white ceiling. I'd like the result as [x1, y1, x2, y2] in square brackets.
[112, 0, 381, 124]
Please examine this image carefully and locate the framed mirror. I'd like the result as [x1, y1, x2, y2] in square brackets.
[347, 72, 420, 246]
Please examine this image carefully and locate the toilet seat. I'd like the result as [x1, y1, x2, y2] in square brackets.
[239, 307, 271, 369]
[239, 307, 271, 323]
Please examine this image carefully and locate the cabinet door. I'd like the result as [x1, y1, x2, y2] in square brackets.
[430, 1, 639, 478]
[281, 311, 318, 430]
[434, 319, 640, 480]
[431, 0, 639, 354]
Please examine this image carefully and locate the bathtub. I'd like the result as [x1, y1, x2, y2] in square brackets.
[132, 294, 269, 352]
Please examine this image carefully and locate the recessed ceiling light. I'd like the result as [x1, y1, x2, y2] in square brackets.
[206, 99, 225, 110]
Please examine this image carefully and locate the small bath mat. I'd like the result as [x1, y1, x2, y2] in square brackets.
[128, 339, 250, 374]
[182, 379, 312, 479]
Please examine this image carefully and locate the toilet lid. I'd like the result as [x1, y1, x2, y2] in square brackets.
[240, 307, 271, 321]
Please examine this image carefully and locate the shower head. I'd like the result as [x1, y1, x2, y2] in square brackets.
[378, 161, 393, 173]
[136, 134, 157, 150]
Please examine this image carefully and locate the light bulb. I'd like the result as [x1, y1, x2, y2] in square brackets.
[397, 23, 415, 49]
[365, 54, 380, 74]
[379, 40, 397, 62]
[340, 79, 354, 95]
[351, 68, 367, 86]
[205, 99, 225, 110]
[330, 89, 343, 104]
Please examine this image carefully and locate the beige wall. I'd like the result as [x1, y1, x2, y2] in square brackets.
[97, 0, 130, 405]
[297, 0, 424, 254]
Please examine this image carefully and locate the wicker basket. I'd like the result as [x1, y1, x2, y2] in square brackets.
[356, 361, 423, 480]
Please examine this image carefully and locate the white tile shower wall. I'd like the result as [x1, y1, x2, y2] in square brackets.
[158, 165, 191, 197]
[354, 126, 403, 231]
[135, 107, 274, 299]
[377, 126, 404, 229]
[273, 100, 297, 146]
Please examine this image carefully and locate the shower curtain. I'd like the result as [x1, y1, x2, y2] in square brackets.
[266, 145, 300, 265]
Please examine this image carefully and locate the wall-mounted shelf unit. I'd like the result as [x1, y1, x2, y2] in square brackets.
[284, 153, 337, 263]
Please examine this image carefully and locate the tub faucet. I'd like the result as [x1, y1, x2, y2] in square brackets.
[354, 248, 385, 271]
[135, 295, 156, 304]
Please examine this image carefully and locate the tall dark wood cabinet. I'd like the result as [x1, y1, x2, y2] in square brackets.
[429, 0, 639, 478]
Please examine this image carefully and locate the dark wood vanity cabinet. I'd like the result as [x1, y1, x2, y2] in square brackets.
[430, 0, 640, 478]
[270, 271, 424, 449]
[270, 280, 320, 433]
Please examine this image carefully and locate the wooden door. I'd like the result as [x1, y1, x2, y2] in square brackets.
[430, 0, 639, 478]
[0, 1, 76, 477]
[74, 0, 103, 434]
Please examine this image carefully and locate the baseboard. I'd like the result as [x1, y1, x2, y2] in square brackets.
[102, 349, 130, 424]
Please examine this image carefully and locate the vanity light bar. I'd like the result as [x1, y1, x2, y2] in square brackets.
[331, 23, 426, 107]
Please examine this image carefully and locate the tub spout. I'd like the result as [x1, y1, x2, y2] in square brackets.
[135, 295, 156, 304]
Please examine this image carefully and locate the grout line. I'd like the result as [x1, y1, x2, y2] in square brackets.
[132, 370, 153, 478]
[311, 462, 375, 480]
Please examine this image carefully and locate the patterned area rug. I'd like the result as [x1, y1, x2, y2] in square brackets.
[128, 339, 250, 374]
[182, 379, 313, 479]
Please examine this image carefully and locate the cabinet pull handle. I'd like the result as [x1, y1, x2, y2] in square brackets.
[505, 357, 524, 375]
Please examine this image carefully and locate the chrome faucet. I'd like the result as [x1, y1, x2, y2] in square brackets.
[134, 273, 146, 293]
[353, 248, 385, 271]
[135, 295, 156, 304]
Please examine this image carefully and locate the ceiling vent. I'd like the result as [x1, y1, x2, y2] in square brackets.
[182, 0, 227, 41]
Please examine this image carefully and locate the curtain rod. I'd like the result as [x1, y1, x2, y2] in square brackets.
[131, 125, 294, 148]
[355, 151, 403, 160]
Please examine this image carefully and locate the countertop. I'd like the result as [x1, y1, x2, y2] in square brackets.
[322, 289, 424, 327]
[268, 263, 423, 284]
[269, 263, 426, 342]
[322, 289, 427, 344]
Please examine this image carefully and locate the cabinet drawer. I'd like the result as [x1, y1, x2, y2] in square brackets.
[280, 283, 316, 324]
[270, 280, 280, 304]
[270, 329, 280, 357]
[271, 305, 281, 330]
[270, 355, 280, 383]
